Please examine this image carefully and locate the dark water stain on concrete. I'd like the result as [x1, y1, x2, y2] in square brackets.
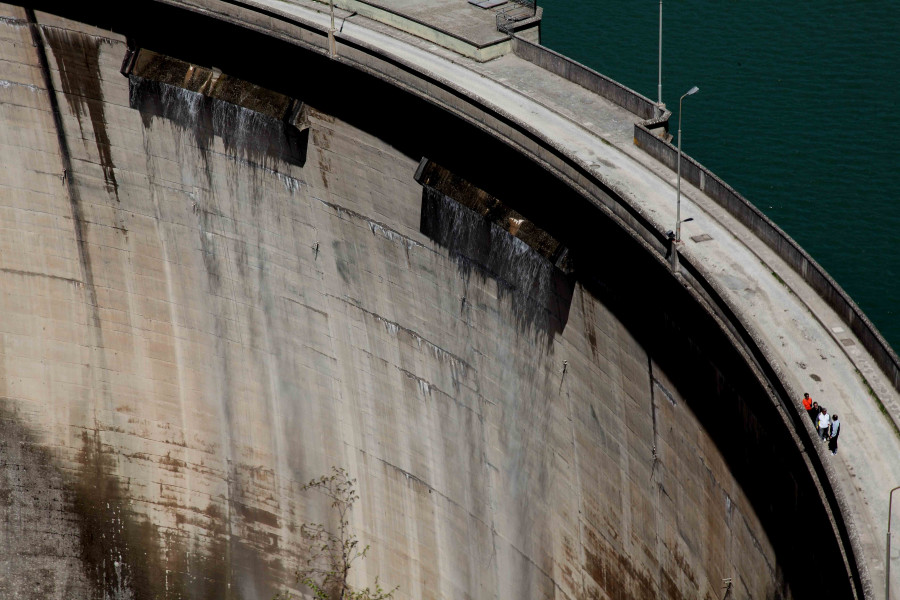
[71, 428, 275, 600]
[0, 402, 95, 599]
[197, 211, 223, 293]
[420, 185, 573, 343]
[0, 415, 247, 600]
[42, 27, 119, 198]
[332, 239, 360, 287]
[73, 429, 163, 599]
[584, 543, 670, 600]
[128, 74, 308, 172]
[580, 291, 599, 360]
[235, 501, 280, 530]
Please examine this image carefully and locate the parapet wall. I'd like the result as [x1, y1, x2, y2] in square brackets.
[510, 36, 660, 121]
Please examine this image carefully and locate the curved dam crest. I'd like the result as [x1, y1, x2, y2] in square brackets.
[0, 1, 886, 599]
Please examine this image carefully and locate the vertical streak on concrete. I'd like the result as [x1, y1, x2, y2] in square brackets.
[141, 123, 194, 577]
[618, 362, 634, 581]
[479, 409, 500, 600]
[24, 9, 108, 420]
[206, 175, 240, 597]
[726, 479, 736, 596]
[562, 337, 588, 598]
[41, 25, 119, 200]
[648, 357, 664, 598]
[256, 233, 292, 577]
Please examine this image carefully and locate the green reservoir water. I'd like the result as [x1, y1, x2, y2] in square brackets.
[538, 1, 900, 352]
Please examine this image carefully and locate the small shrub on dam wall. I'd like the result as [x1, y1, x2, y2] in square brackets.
[275, 467, 397, 600]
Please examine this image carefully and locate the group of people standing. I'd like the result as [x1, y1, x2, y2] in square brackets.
[802, 393, 841, 455]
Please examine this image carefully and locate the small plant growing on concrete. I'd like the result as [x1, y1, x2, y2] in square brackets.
[276, 467, 397, 600]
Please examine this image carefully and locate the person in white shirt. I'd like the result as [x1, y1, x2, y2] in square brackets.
[817, 408, 830, 442]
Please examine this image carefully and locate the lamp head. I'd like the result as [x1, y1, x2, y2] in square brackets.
[685, 85, 699, 96]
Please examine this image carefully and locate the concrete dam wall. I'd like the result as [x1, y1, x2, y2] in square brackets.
[0, 2, 865, 599]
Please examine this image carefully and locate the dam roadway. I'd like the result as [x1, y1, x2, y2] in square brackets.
[0, 0, 898, 599]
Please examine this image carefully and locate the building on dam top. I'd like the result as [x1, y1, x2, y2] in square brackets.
[0, 0, 898, 599]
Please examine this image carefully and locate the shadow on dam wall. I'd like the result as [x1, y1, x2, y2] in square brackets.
[0, 401, 267, 600]
[16, 1, 858, 598]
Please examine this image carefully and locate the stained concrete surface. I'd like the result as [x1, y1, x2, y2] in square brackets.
[0, 1, 895, 599]
[0, 6, 791, 600]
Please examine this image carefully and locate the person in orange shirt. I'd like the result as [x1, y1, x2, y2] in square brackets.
[802, 393, 815, 421]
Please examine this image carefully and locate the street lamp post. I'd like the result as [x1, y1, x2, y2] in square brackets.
[889, 486, 900, 600]
[329, 0, 336, 56]
[657, 0, 662, 118]
[675, 85, 699, 244]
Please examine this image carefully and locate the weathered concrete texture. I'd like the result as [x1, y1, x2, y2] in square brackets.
[0, 410, 94, 598]
[0, 4, 840, 600]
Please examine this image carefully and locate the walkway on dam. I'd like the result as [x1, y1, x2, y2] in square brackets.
[234, 0, 898, 595]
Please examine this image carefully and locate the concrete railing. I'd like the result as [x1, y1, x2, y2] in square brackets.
[510, 36, 661, 123]
[635, 123, 900, 400]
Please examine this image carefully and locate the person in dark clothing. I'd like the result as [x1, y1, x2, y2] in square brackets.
[805, 396, 818, 423]
[829, 414, 841, 455]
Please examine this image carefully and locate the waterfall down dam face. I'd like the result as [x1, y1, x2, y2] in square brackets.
[0, 4, 854, 600]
